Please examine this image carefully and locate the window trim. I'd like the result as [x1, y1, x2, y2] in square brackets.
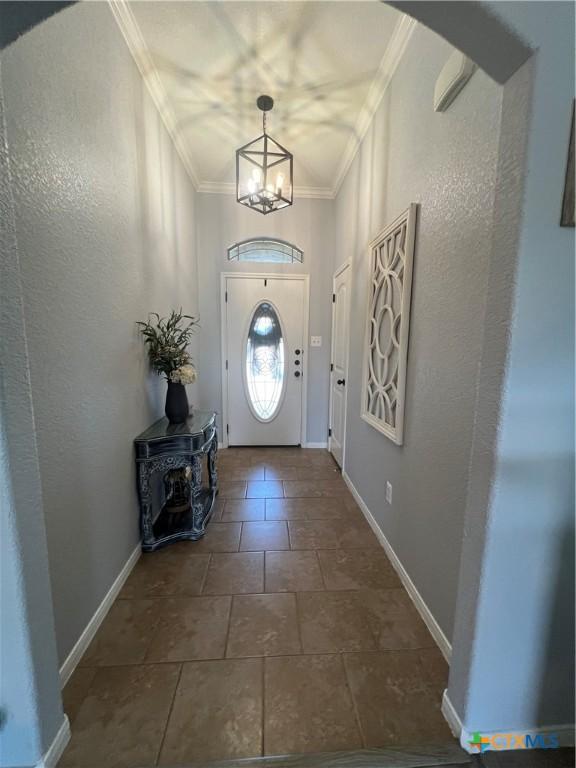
[227, 237, 303, 264]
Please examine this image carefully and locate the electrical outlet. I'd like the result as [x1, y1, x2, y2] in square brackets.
[385, 481, 393, 504]
[310, 336, 322, 347]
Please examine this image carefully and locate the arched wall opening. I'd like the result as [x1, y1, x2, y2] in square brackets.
[1, 2, 572, 765]
[0, 0, 535, 80]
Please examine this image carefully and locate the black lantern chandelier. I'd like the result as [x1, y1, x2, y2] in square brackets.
[236, 95, 293, 215]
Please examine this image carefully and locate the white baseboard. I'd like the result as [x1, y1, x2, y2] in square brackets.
[343, 471, 575, 749]
[342, 470, 452, 663]
[441, 689, 462, 739]
[36, 715, 70, 768]
[59, 544, 141, 686]
[443, 690, 575, 752]
[220, 443, 328, 449]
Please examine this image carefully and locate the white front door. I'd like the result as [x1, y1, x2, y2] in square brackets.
[224, 275, 307, 446]
[329, 263, 351, 467]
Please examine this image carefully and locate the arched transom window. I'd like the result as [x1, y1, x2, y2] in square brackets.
[227, 237, 303, 264]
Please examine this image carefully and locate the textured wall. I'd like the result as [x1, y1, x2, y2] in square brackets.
[334, 24, 503, 642]
[2, 0, 573, 747]
[449, 0, 575, 732]
[0, 62, 63, 765]
[1, 2, 200, 664]
[196, 193, 335, 445]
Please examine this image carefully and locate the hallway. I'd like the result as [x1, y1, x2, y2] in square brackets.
[59, 448, 452, 767]
[2, 2, 574, 765]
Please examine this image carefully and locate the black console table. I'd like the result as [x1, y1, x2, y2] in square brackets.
[134, 411, 218, 552]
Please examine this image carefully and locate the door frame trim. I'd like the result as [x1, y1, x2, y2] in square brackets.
[220, 272, 310, 448]
[328, 260, 351, 469]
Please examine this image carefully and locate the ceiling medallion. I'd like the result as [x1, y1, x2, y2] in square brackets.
[236, 95, 293, 215]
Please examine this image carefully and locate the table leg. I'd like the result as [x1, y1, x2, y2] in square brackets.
[190, 454, 204, 534]
[137, 461, 155, 549]
[208, 429, 218, 493]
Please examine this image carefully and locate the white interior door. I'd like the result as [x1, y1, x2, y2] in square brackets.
[224, 275, 307, 446]
[329, 263, 351, 467]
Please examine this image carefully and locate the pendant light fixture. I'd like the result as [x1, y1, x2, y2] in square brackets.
[236, 95, 293, 215]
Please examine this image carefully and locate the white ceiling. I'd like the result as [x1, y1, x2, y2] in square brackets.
[120, 1, 409, 197]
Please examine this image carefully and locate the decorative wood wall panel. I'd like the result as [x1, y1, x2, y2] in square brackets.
[361, 204, 417, 445]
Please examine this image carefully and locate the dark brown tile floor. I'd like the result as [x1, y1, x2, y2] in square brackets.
[475, 749, 575, 768]
[59, 448, 453, 767]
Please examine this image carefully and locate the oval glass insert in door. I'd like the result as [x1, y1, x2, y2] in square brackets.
[245, 302, 286, 421]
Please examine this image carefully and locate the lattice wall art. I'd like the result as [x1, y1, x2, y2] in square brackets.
[361, 204, 417, 445]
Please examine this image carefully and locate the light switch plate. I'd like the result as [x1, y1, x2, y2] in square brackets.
[310, 336, 322, 347]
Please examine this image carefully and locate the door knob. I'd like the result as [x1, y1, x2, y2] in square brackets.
[295, 349, 301, 355]
[294, 371, 301, 378]
[337, 378, 345, 386]
[294, 360, 300, 366]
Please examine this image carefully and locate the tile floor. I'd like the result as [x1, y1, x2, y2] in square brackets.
[59, 448, 454, 768]
[475, 749, 576, 768]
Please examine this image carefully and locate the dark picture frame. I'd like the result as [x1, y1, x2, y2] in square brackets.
[560, 102, 575, 227]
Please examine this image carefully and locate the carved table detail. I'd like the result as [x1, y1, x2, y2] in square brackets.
[134, 411, 218, 552]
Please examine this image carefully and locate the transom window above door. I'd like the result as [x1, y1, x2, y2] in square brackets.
[227, 238, 303, 264]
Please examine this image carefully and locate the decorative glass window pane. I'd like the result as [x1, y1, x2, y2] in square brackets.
[228, 238, 303, 264]
[245, 302, 285, 421]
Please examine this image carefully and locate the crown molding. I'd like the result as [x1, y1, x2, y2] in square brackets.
[196, 181, 235, 195]
[109, 0, 332, 200]
[331, 14, 417, 198]
[292, 186, 335, 200]
[108, 0, 200, 189]
[197, 180, 335, 200]
[109, 0, 414, 201]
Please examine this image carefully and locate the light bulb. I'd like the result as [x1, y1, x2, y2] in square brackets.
[247, 178, 256, 195]
[252, 168, 261, 184]
[275, 173, 284, 194]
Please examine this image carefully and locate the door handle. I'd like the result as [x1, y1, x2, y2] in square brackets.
[337, 378, 346, 386]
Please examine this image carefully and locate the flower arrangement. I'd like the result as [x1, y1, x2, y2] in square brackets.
[137, 310, 199, 423]
[137, 310, 199, 383]
[170, 364, 197, 385]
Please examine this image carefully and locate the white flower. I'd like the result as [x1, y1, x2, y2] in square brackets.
[170, 364, 197, 385]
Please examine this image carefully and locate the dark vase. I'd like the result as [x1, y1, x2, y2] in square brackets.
[165, 382, 189, 424]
